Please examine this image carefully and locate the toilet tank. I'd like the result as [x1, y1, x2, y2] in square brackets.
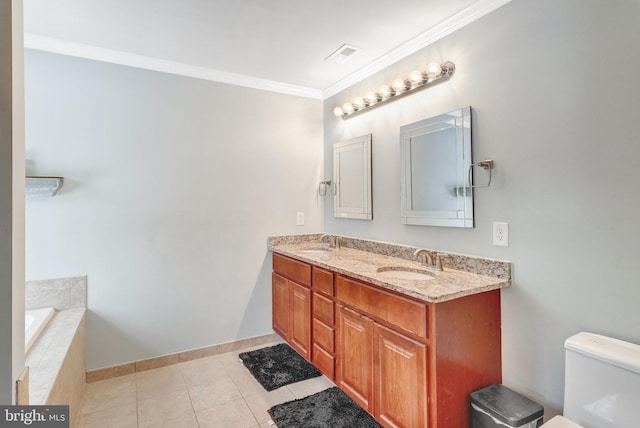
[564, 332, 640, 428]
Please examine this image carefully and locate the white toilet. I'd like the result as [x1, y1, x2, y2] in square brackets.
[542, 332, 640, 428]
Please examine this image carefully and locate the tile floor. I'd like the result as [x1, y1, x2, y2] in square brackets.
[78, 341, 335, 428]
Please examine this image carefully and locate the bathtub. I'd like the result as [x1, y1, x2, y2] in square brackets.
[25, 307, 55, 353]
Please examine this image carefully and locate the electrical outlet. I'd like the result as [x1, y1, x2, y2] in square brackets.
[493, 222, 508, 246]
[296, 212, 305, 226]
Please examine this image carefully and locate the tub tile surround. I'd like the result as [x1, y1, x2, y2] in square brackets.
[26, 308, 86, 427]
[25, 276, 88, 427]
[26, 275, 87, 310]
[268, 233, 511, 302]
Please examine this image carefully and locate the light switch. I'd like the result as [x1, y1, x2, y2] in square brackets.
[296, 212, 305, 226]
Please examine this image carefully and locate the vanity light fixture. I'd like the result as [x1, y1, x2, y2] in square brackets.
[333, 61, 455, 120]
[365, 91, 380, 105]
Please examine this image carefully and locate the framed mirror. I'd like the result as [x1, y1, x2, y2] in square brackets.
[400, 106, 473, 227]
[333, 134, 372, 220]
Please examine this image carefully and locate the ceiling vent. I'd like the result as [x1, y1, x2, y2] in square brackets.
[325, 44, 361, 64]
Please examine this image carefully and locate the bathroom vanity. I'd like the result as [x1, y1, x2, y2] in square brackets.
[269, 234, 511, 428]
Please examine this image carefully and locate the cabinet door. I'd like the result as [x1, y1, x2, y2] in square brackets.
[272, 273, 289, 340]
[374, 324, 427, 428]
[289, 281, 312, 360]
[336, 306, 374, 412]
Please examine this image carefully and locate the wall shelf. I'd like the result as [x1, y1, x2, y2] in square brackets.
[26, 176, 64, 198]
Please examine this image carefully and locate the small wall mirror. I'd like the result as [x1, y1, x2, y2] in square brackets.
[400, 106, 473, 227]
[333, 134, 372, 220]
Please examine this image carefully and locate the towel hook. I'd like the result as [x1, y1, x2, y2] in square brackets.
[468, 160, 494, 188]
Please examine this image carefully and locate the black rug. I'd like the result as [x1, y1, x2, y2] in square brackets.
[238, 343, 322, 391]
[268, 387, 383, 428]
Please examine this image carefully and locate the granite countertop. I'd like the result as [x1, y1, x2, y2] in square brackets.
[268, 234, 511, 303]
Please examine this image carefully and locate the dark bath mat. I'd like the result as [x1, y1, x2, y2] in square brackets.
[238, 343, 322, 391]
[268, 386, 383, 428]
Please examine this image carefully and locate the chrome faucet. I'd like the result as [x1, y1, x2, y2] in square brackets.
[414, 248, 443, 271]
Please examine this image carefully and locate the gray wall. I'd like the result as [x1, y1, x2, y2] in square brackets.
[24, 50, 324, 370]
[324, 0, 640, 415]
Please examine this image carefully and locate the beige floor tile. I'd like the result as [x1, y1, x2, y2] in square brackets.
[187, 373, 243, 412]
[137, 389, 195, 428]
[139, 411, 199, 428]
[78, 341, 332, 428]
[179, 357, 228, 390]
[209, 351, 244, 369]
[136, 365, 186, 401]
[226, 364, 270, 397]
[286, 375, 335, 399]
[80, 375, 137, 415]
[78, 402, 137, 428]
[243, 387, 296, 424]
[196, 398, 259, 428]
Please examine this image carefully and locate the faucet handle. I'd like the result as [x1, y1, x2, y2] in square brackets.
[434, 253, 444, 271]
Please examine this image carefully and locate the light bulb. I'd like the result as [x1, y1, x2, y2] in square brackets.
[392, 78, 407, 93]
[353, 97, 366, 109]
[426, 62, 443, 79]
[409, 70, 424, 85]
[342, 102, 355, 114]
[333, 106, 344, 117]
[378, 85, 392, 99]
[365, 91, 380, 104]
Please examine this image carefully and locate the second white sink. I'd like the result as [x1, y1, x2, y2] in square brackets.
[299, 248, 331, 254]
[377, 267, 434, 281]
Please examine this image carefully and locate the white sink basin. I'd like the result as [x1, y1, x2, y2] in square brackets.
[377, 267, 434, 280]
[299, 248, 331, 254]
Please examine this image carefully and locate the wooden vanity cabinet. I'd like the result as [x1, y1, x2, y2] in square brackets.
[335, 273, 501, 428]
[272, 254, 312, 360]
[272, 253, 502, 428]
[336, 276, 427, 426]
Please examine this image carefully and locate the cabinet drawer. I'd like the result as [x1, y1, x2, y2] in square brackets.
[312, 266, 334, 297]
[312, 344, 335, 380]
[313, 292, 334, 325]
[273, 254, 311, 287]
[336, 275, 427, 341]
[313, 318, 335, 352]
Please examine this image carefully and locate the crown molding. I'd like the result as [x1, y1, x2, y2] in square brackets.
[23, 33, 323, 100]
[321, 0, 513, 99]
[24, 0, 511, 102]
